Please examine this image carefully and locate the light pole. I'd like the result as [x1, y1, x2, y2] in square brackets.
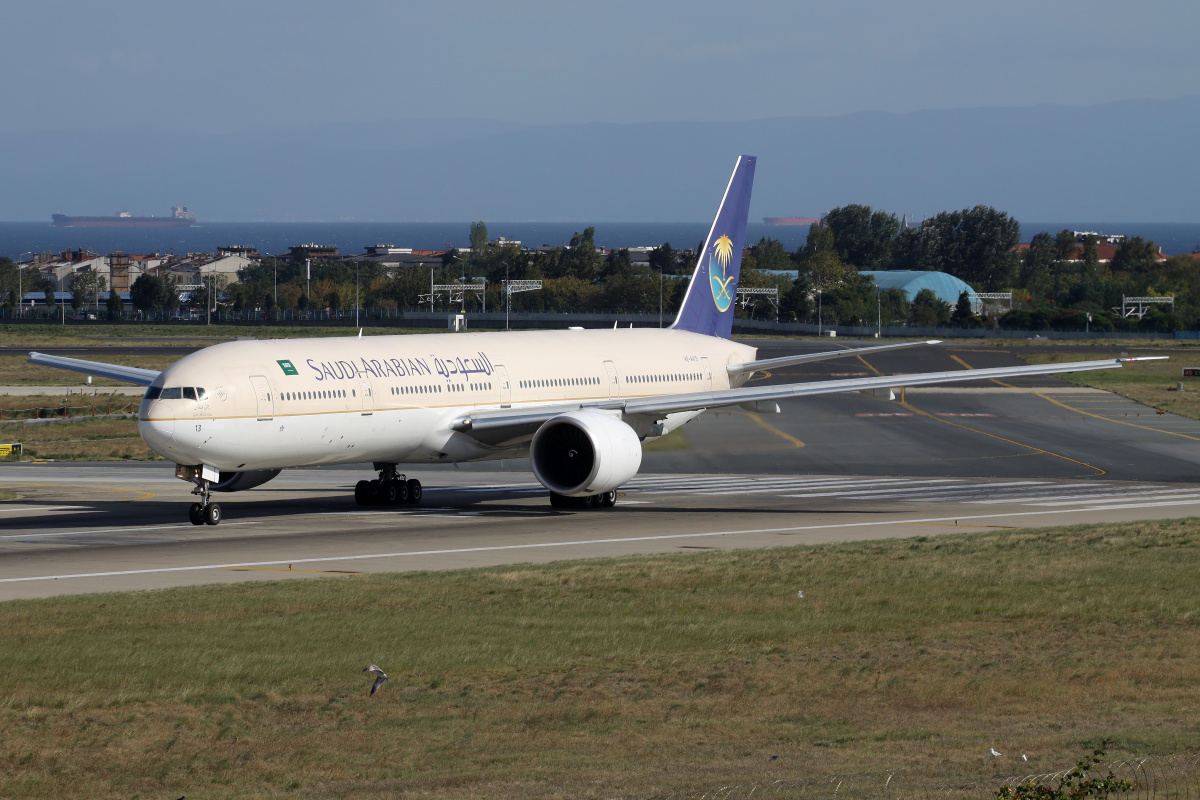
[355, 261, 360, 329]
[658, 267, 663, 328]
[17, 253, 32, 319]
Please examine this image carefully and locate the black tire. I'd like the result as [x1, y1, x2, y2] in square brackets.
[549, 491, 570, 509]
[393, 479, 409, 504]
[354, 480, 372, 505]
[601, 490, 617, 508]
[204, 503, 222, 526]
[406, 479, 422, 505]
[189, 503, 204, 525]
[379, 481, 398, 504]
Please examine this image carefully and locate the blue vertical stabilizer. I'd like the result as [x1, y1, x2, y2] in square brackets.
[669, 155, 757, 339]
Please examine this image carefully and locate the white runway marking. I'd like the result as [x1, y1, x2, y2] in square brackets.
[0, 505, 1179, 585]
[0, 506, 86, 514]
[0, 521, 262, 540]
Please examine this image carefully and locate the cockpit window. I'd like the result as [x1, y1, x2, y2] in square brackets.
[144, 386, 162, 400]
[182, 387, 197, 400]
[196, 388, 208, 401]
[159, 387, 183, 400]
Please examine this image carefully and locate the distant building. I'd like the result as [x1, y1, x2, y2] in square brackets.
[287, 244, 339, 261]
[859, 270, 976, 306]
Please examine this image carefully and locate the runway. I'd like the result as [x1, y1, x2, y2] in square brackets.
[4, 338, 1200, 600]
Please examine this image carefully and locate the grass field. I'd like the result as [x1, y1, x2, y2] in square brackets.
[1, 519, 1196, 799]
[1024, 352, 1200, 420]
[0, 322, 437, 349]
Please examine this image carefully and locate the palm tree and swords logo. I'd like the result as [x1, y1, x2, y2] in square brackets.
[708, 234, 736, 312]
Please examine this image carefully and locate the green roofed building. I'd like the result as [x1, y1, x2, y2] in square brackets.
[858, 270, 976, 305]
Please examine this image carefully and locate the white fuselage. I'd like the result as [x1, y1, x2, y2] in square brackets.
[138, 328, 755, 471]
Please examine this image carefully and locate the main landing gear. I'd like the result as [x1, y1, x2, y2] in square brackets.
[188, 477, 221, 526]
[355, 464, 423, 507]
[549, 490, 618, 510]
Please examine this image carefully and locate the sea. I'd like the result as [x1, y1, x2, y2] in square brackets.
[2, 221, 1199, 261]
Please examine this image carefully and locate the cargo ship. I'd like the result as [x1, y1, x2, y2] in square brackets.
[51, 206, 196, 228]
[763, 216, 822, 226]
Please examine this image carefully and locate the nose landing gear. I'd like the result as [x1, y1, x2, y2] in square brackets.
[355, 463, 422, 507]
[188, 478, 221, 526]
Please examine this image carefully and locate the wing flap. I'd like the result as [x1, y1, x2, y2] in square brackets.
[27, 351, 160, 387]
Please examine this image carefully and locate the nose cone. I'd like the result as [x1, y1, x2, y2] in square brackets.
[138, 412, 175, 455]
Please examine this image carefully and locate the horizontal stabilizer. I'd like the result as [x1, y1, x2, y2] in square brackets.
[27, 351, 160, 387]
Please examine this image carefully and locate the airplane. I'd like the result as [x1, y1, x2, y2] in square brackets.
[28, 155, 1160, 526]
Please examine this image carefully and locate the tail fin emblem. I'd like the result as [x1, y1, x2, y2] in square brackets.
[709, 234, 736, 311]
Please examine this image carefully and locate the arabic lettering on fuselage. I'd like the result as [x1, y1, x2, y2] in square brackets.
[307, 351, 494, 383]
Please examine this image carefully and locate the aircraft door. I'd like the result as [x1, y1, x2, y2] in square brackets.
[249, 375, 274, 420]
[359, 373, 374, 416]
[700, 357, 712, 390]
[493, 365, 511, 408]
[603, 360, 620, 399]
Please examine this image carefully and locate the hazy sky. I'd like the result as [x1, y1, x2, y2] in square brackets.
[4, 0, 1198, 133]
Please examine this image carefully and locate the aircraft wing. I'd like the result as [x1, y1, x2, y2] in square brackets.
[454, 356, 1160, 436]
[27, 351, 160, 387]
[727, 339, 941, 377]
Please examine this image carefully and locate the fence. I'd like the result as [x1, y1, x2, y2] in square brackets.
[642, 754, 1199, 800]
[0, 307, 1193, 339]
[0, 402, 139, 422]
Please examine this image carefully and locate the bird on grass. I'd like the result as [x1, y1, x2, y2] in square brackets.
[990, 748, 1003, 757]
[363, 664, 388, 695]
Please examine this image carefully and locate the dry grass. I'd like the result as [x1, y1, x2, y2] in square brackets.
[1, 520, 1197, 799]
[0, 355, 182, 386]
[0, 415, 157, 461]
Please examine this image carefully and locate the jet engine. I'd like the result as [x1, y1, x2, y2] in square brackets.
[212, 469, 281, 492]
[530, 411, 642, 496]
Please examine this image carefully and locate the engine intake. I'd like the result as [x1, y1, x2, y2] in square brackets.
[530, 411, 641, 496]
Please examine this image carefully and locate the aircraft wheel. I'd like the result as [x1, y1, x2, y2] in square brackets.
[584, 494, 601, 509]
[393, 479, 409, 505]
[600, 490, 617, 508]
[549, 491, 571, 509]
[354, 480, 372, 505]
[204, 503, 222, 526]
[405, 479, 422, 505]
[189, 503, 205, 526]
[378, 480, 399, 505]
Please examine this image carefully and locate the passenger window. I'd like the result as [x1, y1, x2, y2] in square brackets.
[160, 387, 182, 399]
[144, 386, 162, 400]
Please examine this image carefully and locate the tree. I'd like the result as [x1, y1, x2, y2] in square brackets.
[1022, 231, 1057, 287]
[648, 242, 679, 275]
[130, 273, 173, 314]
[1110, 236, 1160, 274]
[558, 227, 602, 282]
[748, 238, 794, 272]
[106, 287, 124, 318]
[68, 269, 106, 313]
[824, 204, 899, 269]
[951, 290, 976, 326]
[1053, 229, 1079, 262]
[890, 206, 1020, 290]
[909, 288, 950, 326]
[469, 222, 489, 264]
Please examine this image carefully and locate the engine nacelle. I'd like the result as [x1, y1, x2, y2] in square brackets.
[530, 411, 642, 496]
[212, 469, 281, 492]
